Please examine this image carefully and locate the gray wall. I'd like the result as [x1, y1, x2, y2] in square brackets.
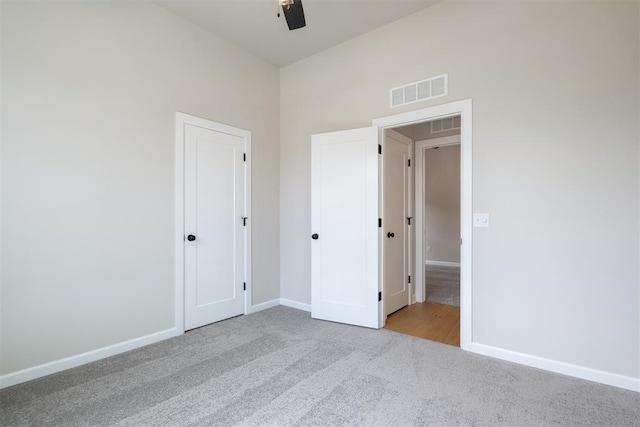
[280, 1, 639, 378]
[424, 145, 460, 264]
[1, 1, 280, 375]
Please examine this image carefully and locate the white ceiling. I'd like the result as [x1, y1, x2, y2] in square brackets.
[156, 0, 442, 67]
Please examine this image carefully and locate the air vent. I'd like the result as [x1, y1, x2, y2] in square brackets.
[431, 115, 461, 134]
[390, 74, 448, 108]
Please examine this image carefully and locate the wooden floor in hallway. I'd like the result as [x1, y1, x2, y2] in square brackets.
[384, 301, 460, 347]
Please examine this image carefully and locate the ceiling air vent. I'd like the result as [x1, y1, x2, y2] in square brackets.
[390, 74, 448, 108]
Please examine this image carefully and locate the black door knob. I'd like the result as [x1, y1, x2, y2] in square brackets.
[311, 233, 319, 240]
[187, 234, 196, 241]
[387, 232, 395, 238]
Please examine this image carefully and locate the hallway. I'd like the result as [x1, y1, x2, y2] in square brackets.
[384, 301, 460, 347]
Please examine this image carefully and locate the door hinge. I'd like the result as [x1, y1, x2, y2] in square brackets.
[407, 217, 412, 225]
[378, 218, 382, 228]
[378, 144, 382, 154]
[408, 275, 411, 284]
[243, 282, 246, 291]
[242, 217, 248, 226]
[378, 291, 382, 302]
[408, 159, 411, 167]
[243, 153, 246, 162]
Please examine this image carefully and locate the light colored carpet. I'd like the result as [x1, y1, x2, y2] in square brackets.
[1, 306, 639, 426]
[426, 265, 460, 307]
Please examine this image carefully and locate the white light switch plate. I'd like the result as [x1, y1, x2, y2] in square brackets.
[473, 213, 490, 228]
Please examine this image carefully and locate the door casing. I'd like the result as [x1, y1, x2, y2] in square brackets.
[373, 99, 472, 349]
[175, 112, 252, 334]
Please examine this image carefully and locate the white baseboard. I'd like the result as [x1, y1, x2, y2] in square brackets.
[280, 298, 311, 312]
[468, 342, 640, 392]
[425, 260, 461, 267]
[250, 298, 311, 314]
[0, 328, 180, 389]
[3, 308, 637, 394]
[251, 298, 311, 313]
[249, 298, 280, 313]
[2, 300, 310, 389]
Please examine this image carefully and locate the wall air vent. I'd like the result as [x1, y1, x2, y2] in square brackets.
[390, 74, 448, 108]
[431, 115, 461, 134]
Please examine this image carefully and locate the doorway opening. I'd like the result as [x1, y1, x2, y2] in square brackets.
[383, 120, 461, 346]
[372, 100, 471, 349]
[309, 99, 471, 345]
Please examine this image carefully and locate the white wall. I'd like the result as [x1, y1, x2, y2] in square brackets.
[0, 1, 280, 376]
[280, 1, 640, 380]
[424, 144, 460, 264]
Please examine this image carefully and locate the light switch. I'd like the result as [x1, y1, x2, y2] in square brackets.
[473, 213, 490, 228]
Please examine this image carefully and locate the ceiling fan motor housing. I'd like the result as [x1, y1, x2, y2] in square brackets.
[282, 0, 306, 30]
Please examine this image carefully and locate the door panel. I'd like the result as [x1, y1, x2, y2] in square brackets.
[383, 130, 411, 315]
[311, 127, 379, 329]
[184, 124, 245, 330]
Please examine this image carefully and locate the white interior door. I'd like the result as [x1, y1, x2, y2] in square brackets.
[184, 123, 245, 330]
[311, 126, 379, 329]
[383, 130, 411, 315]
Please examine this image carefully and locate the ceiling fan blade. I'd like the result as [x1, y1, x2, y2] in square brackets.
[282, 0, 306, 31]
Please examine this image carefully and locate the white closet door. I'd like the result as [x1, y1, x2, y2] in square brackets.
[184, 124, 245, 330]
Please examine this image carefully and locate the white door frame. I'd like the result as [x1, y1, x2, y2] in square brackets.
[415, 134, 461, 303]
[175, 112, 252, 334]
[372, 99, 472, 349]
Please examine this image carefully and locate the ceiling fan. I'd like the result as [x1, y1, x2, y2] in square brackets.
[278, 0, 306, 31]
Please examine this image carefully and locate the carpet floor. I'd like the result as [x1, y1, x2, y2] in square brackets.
[1, 306, 639, 426]
[426, 265, 460, 307]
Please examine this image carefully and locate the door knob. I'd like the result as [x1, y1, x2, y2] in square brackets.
[311, 233, 319, 240]
[387, 232, 395, 238]
[187, 234, 196, 241]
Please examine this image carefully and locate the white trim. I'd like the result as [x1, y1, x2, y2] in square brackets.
[468, 343, 640, 392]
[425, 260, 461, 267]
[0, 328, 180, 389]
[5, 302, 636, 392]
[374, 99, 467, 128]
[250, 299, 312, 314]
[373, 99, 473, 350]
[415, 134, 460, 148]
[280, 298, 312, 312]
[244, 126, 253, 316]
[175, 116, 186, 334]
[249, 298, 280, 314]
[175, 112, 252, 333]
[378, 126, 384, 329]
